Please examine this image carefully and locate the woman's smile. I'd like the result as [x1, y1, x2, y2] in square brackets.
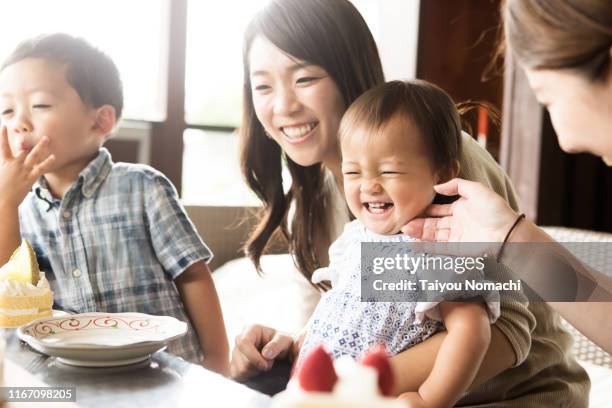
[280, 121, 319, 144]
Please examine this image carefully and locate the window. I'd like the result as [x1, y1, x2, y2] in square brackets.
[182, 129, 260, 206]
[352, 0, 420, 80]
[182, 0, 269, 205]
[184, 0, 269, 127]
[0, 0, 169, 122]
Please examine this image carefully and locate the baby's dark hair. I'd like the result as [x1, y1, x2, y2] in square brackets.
[1, 33, 123, 120]
[339, 80, 462, 177]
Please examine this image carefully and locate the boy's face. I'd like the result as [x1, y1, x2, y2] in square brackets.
[341, 115, 439, 235]
[0, 58, 103, 175]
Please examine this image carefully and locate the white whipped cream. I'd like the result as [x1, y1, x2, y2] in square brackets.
[0, 271, 51, 296]
[333, 356, 381, 399]
[0, 307, 40, 316]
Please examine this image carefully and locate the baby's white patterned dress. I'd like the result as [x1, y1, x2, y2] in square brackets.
[296, 220, 499, 368]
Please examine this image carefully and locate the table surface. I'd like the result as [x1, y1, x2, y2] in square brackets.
[4, 329, 271, 408]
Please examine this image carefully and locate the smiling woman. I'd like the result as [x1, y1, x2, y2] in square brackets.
[248, 37, 346, 170]
[240, 0, 385, 280]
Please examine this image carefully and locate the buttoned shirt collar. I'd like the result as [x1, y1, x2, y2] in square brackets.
[33, 148, 113, 208]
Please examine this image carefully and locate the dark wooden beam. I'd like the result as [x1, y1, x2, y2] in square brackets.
[500, 51, 544, 221]
[150, 0, 187, 194]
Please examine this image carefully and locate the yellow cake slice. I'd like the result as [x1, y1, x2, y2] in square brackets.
[0, 240, 53, 328]
[7, 238, 40, 285]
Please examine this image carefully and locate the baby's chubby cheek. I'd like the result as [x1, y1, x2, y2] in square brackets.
[398, 200, 432, 223]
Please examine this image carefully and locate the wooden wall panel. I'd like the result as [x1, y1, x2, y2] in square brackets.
[500, 54, 544, 220]
[417, 0, 503, 158]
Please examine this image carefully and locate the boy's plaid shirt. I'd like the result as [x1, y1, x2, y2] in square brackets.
[18, 148, 212, 364]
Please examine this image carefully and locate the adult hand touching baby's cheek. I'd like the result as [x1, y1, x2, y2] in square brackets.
[402, 178, 517, 246]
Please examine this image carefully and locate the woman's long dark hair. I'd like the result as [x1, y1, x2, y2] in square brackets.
[240, 0, 384, 286]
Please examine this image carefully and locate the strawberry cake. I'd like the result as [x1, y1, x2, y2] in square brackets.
[272, 345, 405, 408]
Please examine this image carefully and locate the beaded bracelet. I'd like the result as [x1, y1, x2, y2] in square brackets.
[496, 213, 526, 263]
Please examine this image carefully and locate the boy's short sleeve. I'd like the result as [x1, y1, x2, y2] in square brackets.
[144, 173, 212, 279]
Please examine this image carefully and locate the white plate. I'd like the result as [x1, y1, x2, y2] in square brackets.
[52, 309, 71, 317]
[17, 312, 187, 367]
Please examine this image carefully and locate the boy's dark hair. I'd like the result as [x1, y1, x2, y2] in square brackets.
[339, 80, 463, 178]
[2, 33, 123, 119]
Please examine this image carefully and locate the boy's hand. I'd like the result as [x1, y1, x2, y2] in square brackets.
[0, 126, 55, 208]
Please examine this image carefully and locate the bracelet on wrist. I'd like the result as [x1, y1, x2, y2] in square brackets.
[496, 213, 526, 263]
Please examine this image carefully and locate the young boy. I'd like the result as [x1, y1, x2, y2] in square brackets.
[0, 33, 229, 375]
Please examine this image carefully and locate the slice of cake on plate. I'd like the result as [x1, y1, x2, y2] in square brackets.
[0, 240, 53, 328]
[272, 345, 405, 408]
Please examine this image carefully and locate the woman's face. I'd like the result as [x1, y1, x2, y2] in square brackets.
[248, 36, 346, 167]
[525, 66, 612, 160]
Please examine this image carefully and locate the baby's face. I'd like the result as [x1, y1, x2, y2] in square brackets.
[341, 116, 439, 235]
[0, 58, 101, 173]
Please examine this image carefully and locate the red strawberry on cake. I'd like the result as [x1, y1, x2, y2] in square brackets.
[298, 345, 338, 392]
[360, 345, 395, 396]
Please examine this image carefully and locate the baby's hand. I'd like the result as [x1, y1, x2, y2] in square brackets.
[0, 126, 55, 209]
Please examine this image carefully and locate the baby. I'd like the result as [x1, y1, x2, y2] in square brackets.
[297, 80, 499, 407]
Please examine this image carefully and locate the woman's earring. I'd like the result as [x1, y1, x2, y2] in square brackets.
[264, 131, 272, 139]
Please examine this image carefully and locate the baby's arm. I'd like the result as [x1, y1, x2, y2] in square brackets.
[0, 128, 54, 263]
[400, 302, 491, 408]
[175, 261, 230, 376]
